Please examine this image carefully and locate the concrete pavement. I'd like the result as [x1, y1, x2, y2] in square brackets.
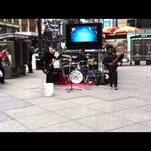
[1, 62, 151, 132]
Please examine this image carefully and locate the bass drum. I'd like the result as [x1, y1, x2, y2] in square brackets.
[69, 70, 83, 84]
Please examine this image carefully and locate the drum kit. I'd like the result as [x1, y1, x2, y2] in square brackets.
[61, 54, 95, 84]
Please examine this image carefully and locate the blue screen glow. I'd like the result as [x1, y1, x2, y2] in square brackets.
[70, 26, 97, 42]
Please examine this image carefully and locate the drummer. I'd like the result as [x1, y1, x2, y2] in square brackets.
[69, 49, 87, 67]
[73, 48, 88, 74]
[76, 49, 88, 62]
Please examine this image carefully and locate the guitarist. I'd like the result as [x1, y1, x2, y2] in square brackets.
[103, 44, 124, 90]
[40, 46, 63, 83]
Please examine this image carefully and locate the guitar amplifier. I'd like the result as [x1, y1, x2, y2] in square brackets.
[46, 68, 62, 84]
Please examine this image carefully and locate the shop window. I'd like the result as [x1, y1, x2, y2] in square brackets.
[127, 19, 135, 27]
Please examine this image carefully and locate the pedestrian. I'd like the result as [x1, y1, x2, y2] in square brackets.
[103, 44, 124, 90]
[28, 44, 34, 73]
[3, 48, 12, 67]
[0, 53, 5, 84]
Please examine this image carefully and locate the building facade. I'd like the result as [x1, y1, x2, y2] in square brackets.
[21, 19, 37, 32]
[118, 19, 151, 28]
[0, 19, 20, 34]
[0, 19, 37, 34]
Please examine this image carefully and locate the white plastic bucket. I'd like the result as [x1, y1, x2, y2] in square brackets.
[44, 83, 54, 97]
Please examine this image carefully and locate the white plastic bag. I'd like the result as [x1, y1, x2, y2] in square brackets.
[43, 83, 54, 96]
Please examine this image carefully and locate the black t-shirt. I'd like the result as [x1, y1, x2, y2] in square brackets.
[40, 52, 62, 69]
[76, 54, 87, 62]
[41, 53, 56, 65]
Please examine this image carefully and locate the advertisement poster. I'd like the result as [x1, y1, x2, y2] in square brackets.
[133, 40, 143, 56]
[144, 39, 151, 55]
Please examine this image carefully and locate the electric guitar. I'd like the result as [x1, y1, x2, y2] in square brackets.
[42, 49, 65, 74]
[108, 53, 123, 71]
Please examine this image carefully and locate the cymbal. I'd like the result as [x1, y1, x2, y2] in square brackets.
[62, 58, 69, 60]
[62, 54, 71, 58]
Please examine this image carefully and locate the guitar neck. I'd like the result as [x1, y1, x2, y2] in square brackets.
[49, 58, 57, 67]
[100, 54, 104, 76]
[49, 50, 65, 67]
[113, 53, 122, 64]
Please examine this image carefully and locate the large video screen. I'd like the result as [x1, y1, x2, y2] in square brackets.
[66, 23, 102, 49]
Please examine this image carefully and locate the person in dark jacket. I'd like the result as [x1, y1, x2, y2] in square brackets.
[40, 46, 62, 83]
[28, 44, 34, 73]
[103, 44, 124, 90]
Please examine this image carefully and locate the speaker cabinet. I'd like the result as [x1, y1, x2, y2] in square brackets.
[46, 68, 61, 84]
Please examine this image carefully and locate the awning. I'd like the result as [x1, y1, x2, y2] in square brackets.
[15, 32, 38, 36]
[0, 33, 29, 40]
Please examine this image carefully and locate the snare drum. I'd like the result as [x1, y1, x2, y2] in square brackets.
[69, 70, 83, 84]
[79, 60, 87, 68]
[68, 61, 78, 70]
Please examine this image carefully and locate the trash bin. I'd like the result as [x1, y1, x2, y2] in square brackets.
[35, 56, 43, 70]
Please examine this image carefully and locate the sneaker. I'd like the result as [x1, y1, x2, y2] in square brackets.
[114, 87, 118, 90]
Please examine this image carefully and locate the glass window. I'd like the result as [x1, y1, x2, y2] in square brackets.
[0, 19, 4, 22]
[127, 19, 135, 27]
[12, 27, 19, 33]
[6, 27, 11, 33]
[5, 19, 12, 23]
[0, 25, 3, 34]
[22, 25, 28, 31]
[14, 19, 19, 24]
[134, 19, 151, 28]
[141, 19, 151, 28]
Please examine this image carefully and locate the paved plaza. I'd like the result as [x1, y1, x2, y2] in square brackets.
[1, 60, 151, 132]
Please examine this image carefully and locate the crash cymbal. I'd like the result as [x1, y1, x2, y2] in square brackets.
[62, 54, 71, 58]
